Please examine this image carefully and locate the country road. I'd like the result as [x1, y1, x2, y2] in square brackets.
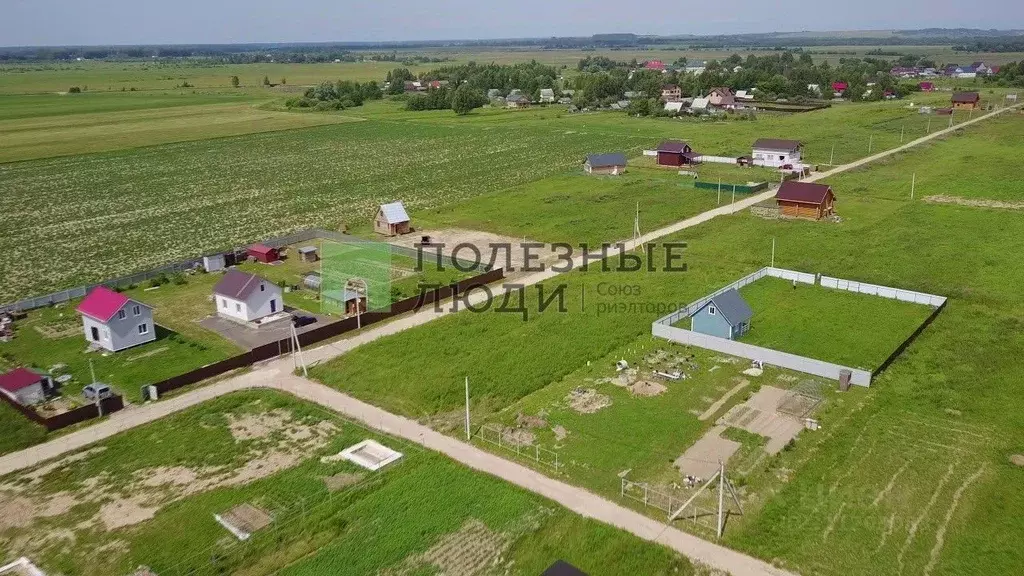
[0, 102, 1016, 576]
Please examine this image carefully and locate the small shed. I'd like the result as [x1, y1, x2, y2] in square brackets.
[247, 244, 279, 264]
[202, 253, 225, 273]
[919, 81, 935, 91]
[374, 202, 411, 236]
[656, 140, 699, 167]
[324, 289, 367, 315]
[775, 181, 835, 220]
[951, 92, 980, 109]
[584, 153, 627, 175]
[0, 367, 51, 406]
[302, 272, 322, 291]
[297, 246, 319, 263]
[690, 289, 752, 341]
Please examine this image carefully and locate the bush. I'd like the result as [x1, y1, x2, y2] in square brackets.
[68, 86, 81, 93]
[170, 273, 187, 286]
[148, 274, 169, 288]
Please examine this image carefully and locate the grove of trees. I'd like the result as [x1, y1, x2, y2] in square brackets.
[285, 80, 383, 110]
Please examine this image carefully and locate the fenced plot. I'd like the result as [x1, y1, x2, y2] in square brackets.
[475, 423, 561, 470]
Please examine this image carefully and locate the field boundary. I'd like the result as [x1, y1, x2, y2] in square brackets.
[0, 228, 487, 315]
[652, 267, 946, 387]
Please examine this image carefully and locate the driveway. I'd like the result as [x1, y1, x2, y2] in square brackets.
[198, 308, 333, 350]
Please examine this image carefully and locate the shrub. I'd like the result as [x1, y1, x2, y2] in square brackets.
[68, 86, 81, 93]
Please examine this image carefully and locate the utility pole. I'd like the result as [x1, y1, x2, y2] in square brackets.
[911, 172, 916, 200]
[868, 134, 873, 154]
[717, 461, 726, 539]
[291, 323, 307, 377]
[900, 124, 904, 143]
[829, 143, 835, 166]
[464, 376, 471, 441]
[771, 238, 776, 268]
[717, 178, 722, 205]
[89, 359, 102, 417]
[927, 117, 932, 134]
[632, 201, 644, 252]
[731, 184, 735, 205]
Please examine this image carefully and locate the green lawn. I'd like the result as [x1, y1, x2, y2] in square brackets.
[0, 401, 47, 456]
[737, 276, 935, 369]
[0, 390, 696, 576]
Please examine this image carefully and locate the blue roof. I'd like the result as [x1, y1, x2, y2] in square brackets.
[379, 202, 410, 225]
[586, 153, 627, 168]
[703, 289, 753, 326]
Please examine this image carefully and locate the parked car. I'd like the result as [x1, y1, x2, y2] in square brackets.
[82, 383, 112, 401]
[780, 163, 794, 170]
[292, 314, 317, 328]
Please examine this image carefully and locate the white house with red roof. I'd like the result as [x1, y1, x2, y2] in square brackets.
[0, 367, 51, 405]
[76, 286, 156, 352]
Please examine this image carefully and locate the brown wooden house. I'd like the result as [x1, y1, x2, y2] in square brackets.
[775, 181, 835, 220]
[951, 92, 980, 109]
[656, 140, 700, 166]
[374, 202, 411, 236]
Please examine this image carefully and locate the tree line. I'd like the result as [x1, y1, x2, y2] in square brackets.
[285, 80, 383, 110]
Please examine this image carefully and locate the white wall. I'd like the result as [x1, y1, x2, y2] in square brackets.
[753, 147, 802, 168]
[81, 303, 155, 352]
[216, 282, 283, 322]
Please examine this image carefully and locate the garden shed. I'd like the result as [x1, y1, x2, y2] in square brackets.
[247, 244, 279, 264]
[297, 246, 319, 262]
[690, 289, 752, 341]
[775, 181, 835, 220]
[374, 202, 411, 236]
[0, 367, 51, 406]
[584, 153, 627, 175]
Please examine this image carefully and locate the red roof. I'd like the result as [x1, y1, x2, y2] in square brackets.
[645, 60, 665, 70]
[0, 368, 44, 393]
[919, 82, 934, 90]
[952, 92, 979, 104]
[76, 286, 129, 322]
[832, 82, 848, 91]
[248, 244, 276, 255]
[776, 181, 834, 205]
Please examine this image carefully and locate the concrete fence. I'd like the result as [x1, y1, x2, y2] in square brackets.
[651, 267, 946, 388]
[697, 155, 740, 165]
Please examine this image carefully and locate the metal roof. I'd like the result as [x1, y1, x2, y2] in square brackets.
[656, 140, 690, 153]
[776, 181, 833, 205]
[753, 138, 802, 152]
[213, 269, 268, 300]
[379, 202, 410, 225]
[705, 289, 753, 326]
[586, 153, 627, 168]
[297, 246, 317, 254]
[0, 367, 45, 393]
[76, 286, 136, 322]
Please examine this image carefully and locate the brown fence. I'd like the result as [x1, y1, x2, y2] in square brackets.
[145, 268, 505, 399]
[1, 391, 125, 432]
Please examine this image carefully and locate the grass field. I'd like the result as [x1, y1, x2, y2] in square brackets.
[737, 276, 935, 369]
[0, 390, 696, 576]
[307, 112, 1024, 575]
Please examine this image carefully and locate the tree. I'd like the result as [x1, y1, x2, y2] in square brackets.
[67, 86, 81, 93]
[451, 84, 487, 115]
[280, 77, 287, 85]
[230, 75, 240, 88]
[262, 75, 270, 86]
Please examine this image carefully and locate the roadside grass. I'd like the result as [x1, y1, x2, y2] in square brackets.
[309, 114, 1024, 574]
[0, 390, 696, 576]
[736, 276, 935, 369]
[0, 401, 47, 456]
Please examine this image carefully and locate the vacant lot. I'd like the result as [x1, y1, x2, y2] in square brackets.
[738, 276, 935, 369]
[0, 390, 695, 576]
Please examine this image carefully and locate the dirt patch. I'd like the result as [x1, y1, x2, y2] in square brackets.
[99, 495, 161, 530]
[33, 319, 81, 339]
[1010, 454, 1024, 467]
[226, 408, 294, 441]
[566, 387, 612, 414]
[136, 466, 203, 488]
[516, 413, 547, 429]
[388, 227, 549, 271]
[125, 346, 169, 363]
[552, 425, 569, 442]
[924, 194, 1024, 210]
[323, 472, 366, 492]
[501, 428, 536, 447]
[384, 519, 511, 576]
[629, 380, 667, 397]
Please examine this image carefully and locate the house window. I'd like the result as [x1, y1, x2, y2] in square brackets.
[235, 303, 241, 312]
[116, 309, 126, 320]
[132, 304, 141, 316]
[708, 305, 716, 316]
[137, 323, 149, 335]
[779, 155, 785, 161]
[260, 283, 265, 292]
[221, 298, 228, 309]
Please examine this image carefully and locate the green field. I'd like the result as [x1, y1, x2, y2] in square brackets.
[737, 276, 935, 369]
[0, 390, 696, 576]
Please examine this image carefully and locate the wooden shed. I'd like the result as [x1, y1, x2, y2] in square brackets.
[297, 246, 319, 263]
[247, 244, 279, 263]
[775, 181, 835, 220]
[656, 141, 699, 167]
[951, 92, 980, 109]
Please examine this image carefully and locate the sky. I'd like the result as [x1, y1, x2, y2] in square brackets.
[3, 0, 1023, 46]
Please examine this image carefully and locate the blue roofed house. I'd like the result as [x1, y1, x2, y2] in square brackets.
[690, 288, 753, 340]
[374, 201, 411, 236]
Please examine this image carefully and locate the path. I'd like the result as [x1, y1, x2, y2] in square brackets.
[0, 102, 1014, 576]
[0, 366, 795, 576]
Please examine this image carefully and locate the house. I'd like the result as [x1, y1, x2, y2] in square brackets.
[584, 153, 627, 175]
[623, 90, 642, 99]
[76, 286, 156, 352]
[403, 80, 425, 93]
[951, 92, 980, 109]
[690, 289, 752, 341]
[427, 80, 448, 89]
[656, 141, 700, 167]
[297, 246, 318, 263]
[374, 201, 411, 236]
[506, 94, 530, 108]
[832, 82, 848, 96]
[644, 60, 665, 71]
[919, 81, 935, 92]
[752, 138, 802, 168]
[775, 181, 836, 220]
[807, 84, 821, 96]
[661, 85, 682, 101]
[735, 89, 754, 100]
[664, 101, 684, 114]
[970, 61, 990, 75]
[0, 367, 52, 406]
[247, 244, 279, 264]
[213, 270, 283, 323]
[689, 97, 711, 111]
[486, 88, 501, 99]
[707, 87, 735, 107]
[540, 88, 555, 103]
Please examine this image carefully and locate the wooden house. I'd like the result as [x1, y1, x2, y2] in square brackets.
[374, 202, 411, 236]
[247, 244, 279, 263]
[951, 92, 980, 109]
[584, 153, 627, 175]
[655, 141, 700, 166]
[775, 181, 835, 220]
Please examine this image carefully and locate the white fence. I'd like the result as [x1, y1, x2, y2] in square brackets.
[652, 267, 946, 388]
[652, 322, 873, 386]
[698, 155, 739, 165]
[820, 276, 946, 307]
